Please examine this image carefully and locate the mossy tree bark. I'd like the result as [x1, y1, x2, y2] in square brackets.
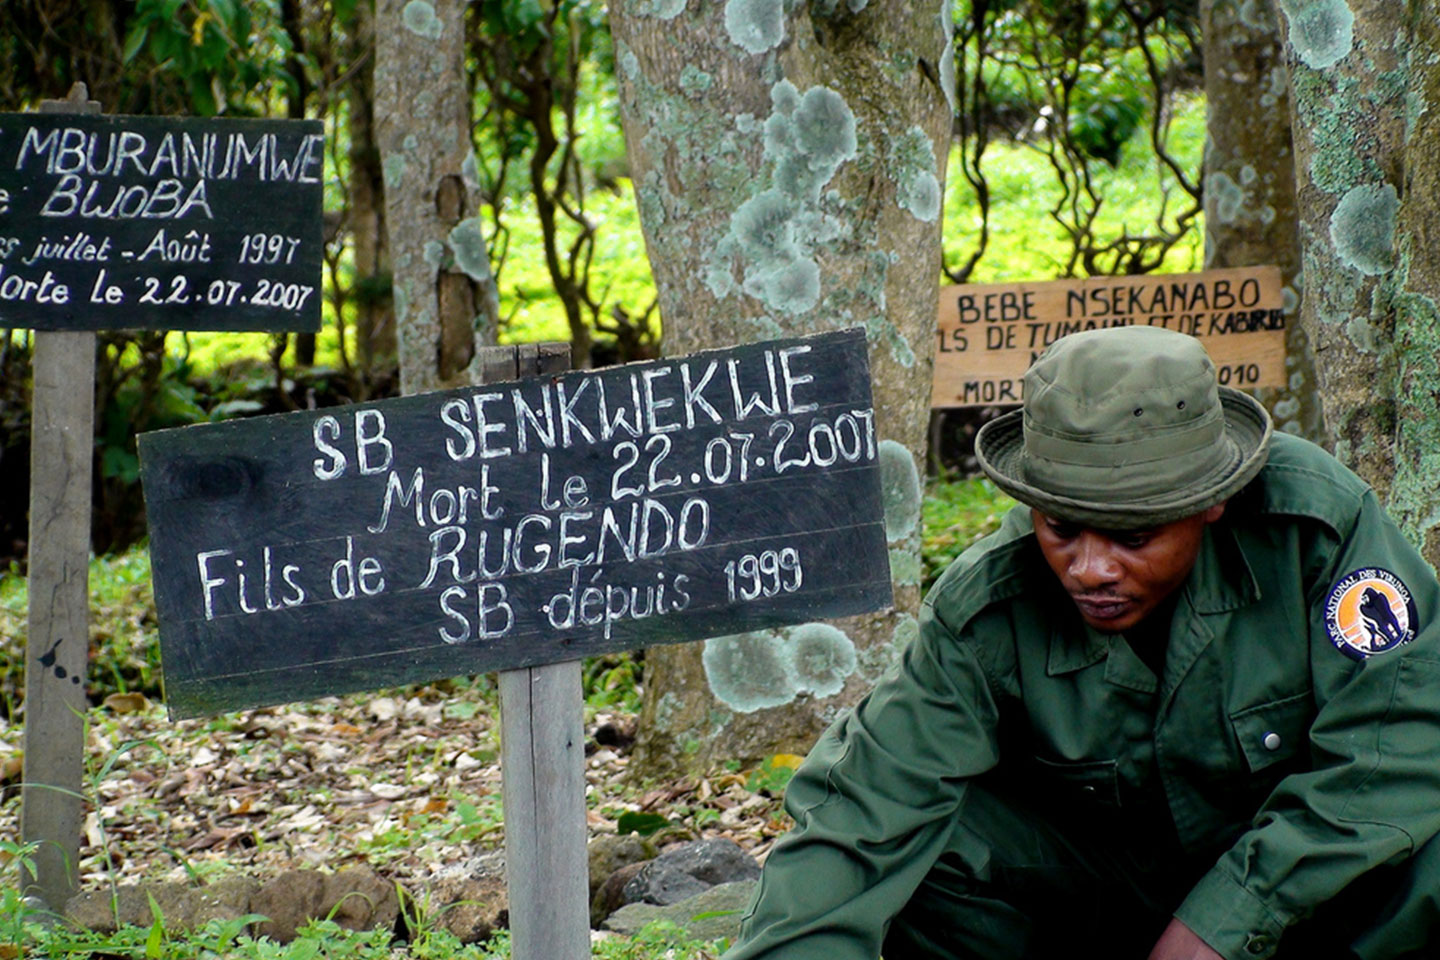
[609, 0, 953, 777]
[1279, 0, 1440, 568]
[375, 0, 500, 395]
[1202, 0, 1323, 444]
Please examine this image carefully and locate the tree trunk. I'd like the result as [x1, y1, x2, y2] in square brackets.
[1201, 0, 1322, 443]
[374, 0, 500, 395]
[1280, 0, 1440, 567]
[610, 0, 953, 777]
[1390, 2, 1440, 566]
[281, 0, 317, 368]
[348, 0, 397, 394]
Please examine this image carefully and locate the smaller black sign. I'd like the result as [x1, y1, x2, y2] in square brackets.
[0, 113, 322, 332]
[140, 329, 893, 718]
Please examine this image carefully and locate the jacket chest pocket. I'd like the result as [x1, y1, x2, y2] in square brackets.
[1032, 755, 1122, 807]
[1229, 691, 1314, 774]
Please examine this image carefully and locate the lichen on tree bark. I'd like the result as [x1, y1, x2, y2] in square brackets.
[374, 0, 500, 394]
[1202, 0, 1323, 444]
[1280, 0, 1440, 569]
[609, 0, 953, 776]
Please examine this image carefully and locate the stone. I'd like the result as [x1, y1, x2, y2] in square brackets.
[245, 866, 399, 942]
[251, 869, 328, 942]
[65, 885, 144, 933]
[601, 879, 757, 943]
[61, 870, 394, 944]
[623, 865, 709, 907]
[426, 874, 508, 944]
[65, 881, 195, 933]
[189, 876, 259, 928]
[65, 878, 258, 934]
[590, 860, 648, 927]
[587, 833, 654, 900]
[322, 865, 399, 935]
[621, 837, 760, 906]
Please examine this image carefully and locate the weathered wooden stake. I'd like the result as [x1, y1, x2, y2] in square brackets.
[20, 85, 102, 910]
[483, 343, 591, 960]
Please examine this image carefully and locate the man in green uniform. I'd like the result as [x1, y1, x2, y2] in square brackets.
[726, 327, 1440, 960]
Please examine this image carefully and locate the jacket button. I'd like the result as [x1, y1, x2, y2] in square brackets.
[1262, 732, 1282, 751]
[1245, 933, 1271, 954]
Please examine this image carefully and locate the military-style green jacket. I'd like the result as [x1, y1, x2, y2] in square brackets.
[728, 434, 1440, 960]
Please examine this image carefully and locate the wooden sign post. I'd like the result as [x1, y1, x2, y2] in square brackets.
[19, 87, 101, 914]
[486, 343, 590, 960]
[932, 266, 1287, 407]
[137, 327, 893, 958]
[2, 94, 322, 908]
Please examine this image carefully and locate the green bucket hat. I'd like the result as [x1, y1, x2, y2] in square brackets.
[975, 326, 1273, 529]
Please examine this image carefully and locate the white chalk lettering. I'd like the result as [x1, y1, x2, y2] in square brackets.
[368, 467, 425, 534]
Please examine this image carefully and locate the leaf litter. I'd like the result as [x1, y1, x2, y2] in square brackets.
[0, 684, 792, 897]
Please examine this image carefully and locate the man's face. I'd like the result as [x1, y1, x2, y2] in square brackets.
[1031, 504, 1225, 633]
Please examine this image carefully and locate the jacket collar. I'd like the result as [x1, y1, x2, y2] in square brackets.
[1182, 520, 1260, 613]
[1045, 521, 1261, 679]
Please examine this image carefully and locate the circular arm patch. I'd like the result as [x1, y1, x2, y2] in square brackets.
[1324, 567, 1418, 660]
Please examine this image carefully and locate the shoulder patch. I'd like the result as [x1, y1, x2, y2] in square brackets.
[1324, 567, 1418, 660]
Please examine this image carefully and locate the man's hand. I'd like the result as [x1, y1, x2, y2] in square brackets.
[1147, 918, 1225, 960]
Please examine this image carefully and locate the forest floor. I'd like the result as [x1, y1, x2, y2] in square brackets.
[0, 477, 1013, 955]
[0, 680, 790, 911]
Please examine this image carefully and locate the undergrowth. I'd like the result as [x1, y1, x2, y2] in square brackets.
[0, 480, 1010, 957]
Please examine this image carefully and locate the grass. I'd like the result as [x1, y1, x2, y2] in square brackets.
[944, 92, 1206, 283]
[148, 91, 1207, 380]
[921, 477, 1015, 591]
[2, 907, 727, 959]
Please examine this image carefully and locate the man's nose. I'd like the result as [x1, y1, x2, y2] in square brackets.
[1069, 534, 1121, 588]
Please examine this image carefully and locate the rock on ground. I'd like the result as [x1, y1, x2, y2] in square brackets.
[66, 877, 258, 933]
[587, 833, 654, 901]
[602, 879, 757, 943]
[621, 837, 761, 907]
[64, 866, 398, 944]
[424, 874, 508, 944]
[591, 860, 648, 927]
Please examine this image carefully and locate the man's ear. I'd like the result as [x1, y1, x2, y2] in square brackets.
[1202, 501, 1227, 524]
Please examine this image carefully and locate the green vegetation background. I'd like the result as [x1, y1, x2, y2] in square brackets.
[187, 93, 1205, 374]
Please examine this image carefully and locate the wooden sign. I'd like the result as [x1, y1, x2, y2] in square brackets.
[0, 112, 323, 332]
[139, 329, 892, 719]
[933, 266, 1286, 407]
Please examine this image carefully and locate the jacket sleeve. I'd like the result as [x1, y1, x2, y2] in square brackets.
[722, 597, 1004, 960]
[1176, 489, 1440, 960]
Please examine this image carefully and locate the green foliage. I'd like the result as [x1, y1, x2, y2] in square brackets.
[944, 94, 1205, 282]
[921, 478, 1015, 591]
[594, 920, 728, 959]
[0, 839, 40, 948]
[582, 653, 644, 713]
[0, 547, 160, 718]
[951, 0, 1203, 278]
[5, 914, 401, 959]
[0, 902, 724, 958]
[120, 0, 291, 116]
[98, 354, 206, 488]
[744, 756, 798, 797]
[971, 0, 1187, 164]
[617, 811, 671, 837]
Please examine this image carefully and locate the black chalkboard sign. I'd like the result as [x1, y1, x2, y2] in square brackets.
[0, 113, 322, 332]
[140, 329, 893, 718]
